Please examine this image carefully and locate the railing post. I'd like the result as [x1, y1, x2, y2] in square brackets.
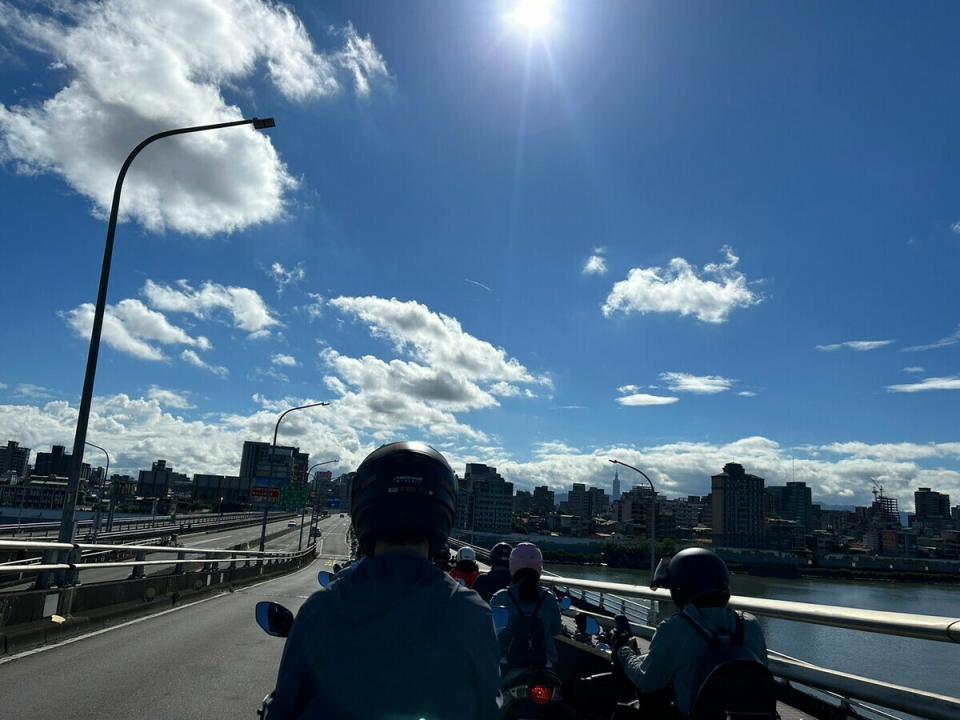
[66, 544, 81, 585]
[34, 549, 57, 590]
[175, 551, 186, 574]
[129, 550, 146, 579]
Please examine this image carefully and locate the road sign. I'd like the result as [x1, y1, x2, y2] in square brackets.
[280, 486, 307, 511]
[255, 477, 285, 489]
[325, 498, 342, 509]
[251, 486, 280, 500]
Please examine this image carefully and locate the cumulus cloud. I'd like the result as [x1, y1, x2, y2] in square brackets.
[903, 326, 960, 352]
[582, 253, 608, 276]
[271, 353, 299, 367]
[14, 383, 55, 400]
[62, 299, 210, 361]
[143, 279, 278, 337]
[816, 340, 894, 352]
[660, 372, 734, 394]
[268, 262, 306, 294]
[146, 386, 194, 409]
[297, 292, 325, 322]
[602, 247, 760, 323]
[617, 384, 640, 394]
[0, 1, 388, 236]
[617, 393, 679, 407]
[182, 349, 228, 377]
[886, 376, 960, 393]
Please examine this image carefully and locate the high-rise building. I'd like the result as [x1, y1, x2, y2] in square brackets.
[587, 486, 610, 518]
[712, 463, 766, 548]
[455, 463, 514, 534]
[531, 485, 555, 515]
[239, 441, 309, 490]
[513, 490, 533, 514]
[193, 474, 244, 503]
[33, 444, 89, 480]
[612, 470, 621, 501]
[915, 488, 950, 520]
[766, 481, 814, 532]
[566, 483, 590, 519]
[0, 440, 30, 477]
[137, 460, 189, 498]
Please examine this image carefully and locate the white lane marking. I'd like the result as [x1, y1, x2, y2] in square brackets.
[0, 568, 313, 666]
[187, 538, 221, 545]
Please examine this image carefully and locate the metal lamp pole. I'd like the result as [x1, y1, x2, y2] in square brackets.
[84, 441, 109, 540]
[301, 459, 338, 551]
[610, 459, 657, 575]
[259, 402, 329, 552]
[53, 117, 276, 584]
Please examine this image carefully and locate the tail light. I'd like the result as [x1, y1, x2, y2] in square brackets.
[530, 685, 554, 705]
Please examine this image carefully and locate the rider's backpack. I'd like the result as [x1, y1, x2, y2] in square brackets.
[681, 611, 778, 720]
[503, 589, 548, 669]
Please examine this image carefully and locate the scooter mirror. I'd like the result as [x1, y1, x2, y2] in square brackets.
[255, 601, 294, 638]
[559, 596, 572, 611]
[585, 617, 601, 636]
[493, 606, 510, 634]
[318, 570, 333, 589]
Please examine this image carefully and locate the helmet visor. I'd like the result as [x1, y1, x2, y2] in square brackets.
[650, 557, 670, 590]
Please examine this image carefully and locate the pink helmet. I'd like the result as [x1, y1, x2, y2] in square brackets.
[509, 542, 544, 577]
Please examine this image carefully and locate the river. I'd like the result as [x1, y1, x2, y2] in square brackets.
[552, 564, 960, 703]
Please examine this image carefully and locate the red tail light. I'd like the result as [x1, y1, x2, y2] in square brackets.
[530, 685, 553, 705]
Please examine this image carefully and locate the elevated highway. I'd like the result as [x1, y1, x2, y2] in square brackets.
[0, 514, 352, 719]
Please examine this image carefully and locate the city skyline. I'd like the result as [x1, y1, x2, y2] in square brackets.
[1, 2, 959, 508]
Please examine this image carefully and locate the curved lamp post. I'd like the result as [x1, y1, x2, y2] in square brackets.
[84, 441, 110, 539]
[302, 459, 339, 550]
[609, 459, 657, 574]
[50, 117, 276, 588]
[258, 401, 330, 552]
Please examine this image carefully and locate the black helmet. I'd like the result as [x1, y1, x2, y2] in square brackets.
[650, 547, 730, 608]
[490, 542, 512, 568]
[351, 441, 457, 556]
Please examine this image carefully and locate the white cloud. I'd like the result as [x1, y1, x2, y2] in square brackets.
[489, 381, 522, 397]
[582, 254, 608, 276]
[886, 376, 960, 393]
[951, 221, 960, 235]
[271, 353, 299, 367]
[143, 280, 278, 337]
[465, 279, 493, 292]
[738, 391, 758, 397]
[816, 340, 894, 352]
[14, 383, 55, 400]
[660, 372, 734, 394]
[903, 326, 960, 352]
[298, 292, 325, 322]
[62, 298, 210, 361]
[903, 366, 926, 374]
[267, 262, 306, 293]
[182, 349, 228, 377]
[146, 386, 194, 410]
[617, 393, 679, 407]
[602, 247, 760, 323]
[0, 382, 7, 390]
[617, 384, 640, 394]
[0, 1, 388, 236]
[823, 441, 960, 462]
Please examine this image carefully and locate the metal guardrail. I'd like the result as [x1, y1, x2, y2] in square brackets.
[449, 538, 960, 720]
[0, 511, 267, 535]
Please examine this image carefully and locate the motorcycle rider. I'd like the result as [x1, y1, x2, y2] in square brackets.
[614, 548, 769, 718]
[449, 545, 481, 587]
[265, 442, 501, 720]
[490, 542, 562, 674]
[473, 542, 513, 602]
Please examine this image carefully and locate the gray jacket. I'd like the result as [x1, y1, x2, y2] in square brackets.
[618, 605, 768, 717]
[268, 554, 501, 719]
[490, 584, 563, 668]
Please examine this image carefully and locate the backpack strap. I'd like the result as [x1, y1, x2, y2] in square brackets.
[508, 588, 546, 617]
[679, 608, 743, 647]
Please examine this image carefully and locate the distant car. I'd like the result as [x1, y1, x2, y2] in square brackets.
[339, 513, 344, 518]
[311, 528, 322, 538]
[287, 521, 297, 528]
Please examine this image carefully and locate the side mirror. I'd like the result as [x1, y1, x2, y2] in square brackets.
[559, 596, 572, 611]
[255, 601, 294, 638]
[318, 570, 333, 589]
[585, 617, 601, 636]
[493, 606, 510, 634]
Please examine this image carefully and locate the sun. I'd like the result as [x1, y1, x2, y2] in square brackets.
[506, 0, 556, 33]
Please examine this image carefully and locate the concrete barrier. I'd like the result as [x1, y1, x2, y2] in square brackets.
[0, 550, 315, 656]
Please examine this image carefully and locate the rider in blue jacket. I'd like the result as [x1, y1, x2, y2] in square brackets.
[266, 442, 501, 720]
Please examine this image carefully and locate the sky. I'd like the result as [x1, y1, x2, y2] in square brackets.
[0, 0, 958, 510]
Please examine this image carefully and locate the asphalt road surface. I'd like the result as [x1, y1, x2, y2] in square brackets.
[0, 514, 353, 720]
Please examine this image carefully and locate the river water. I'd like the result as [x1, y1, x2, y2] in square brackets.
[552, 565, 960, 702]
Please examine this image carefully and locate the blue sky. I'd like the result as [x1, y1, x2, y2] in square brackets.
[1, 1, 958, 508]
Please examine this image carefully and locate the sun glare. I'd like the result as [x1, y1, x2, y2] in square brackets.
[507, 0, 555, 33]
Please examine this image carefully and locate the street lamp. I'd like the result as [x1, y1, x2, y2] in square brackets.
[55, 117, 277, 574]
[258, 401, 330, 552]
[610, 459, 658, 575]
[301, 459, 338, 551]
[84, 441, 109, 540]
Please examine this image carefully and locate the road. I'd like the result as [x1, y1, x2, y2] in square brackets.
[1, 513, 332, 592]
[0, 514, 353, 719]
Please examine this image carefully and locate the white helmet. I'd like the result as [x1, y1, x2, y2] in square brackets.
[457, 546, 476, 562]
